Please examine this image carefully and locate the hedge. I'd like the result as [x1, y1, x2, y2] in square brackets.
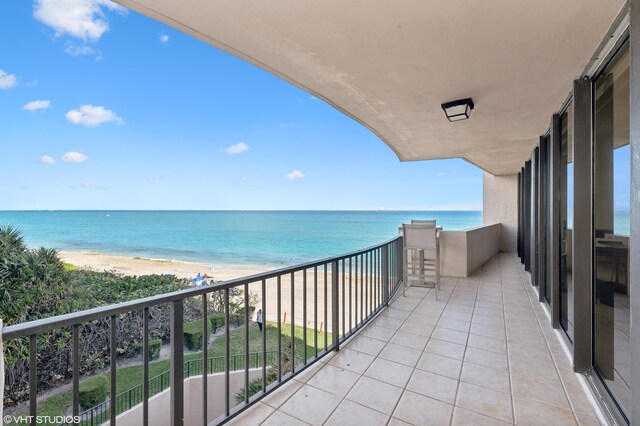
[235, 306, 256, 325]
[135, 338, 162, 360]
[209, 313, 225, 333]
[79, 376, 108, 409]
[184, 320, 209, 350]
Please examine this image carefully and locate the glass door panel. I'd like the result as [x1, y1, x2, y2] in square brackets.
[559, 105, 573, 341]
[593, 42, 630, 419]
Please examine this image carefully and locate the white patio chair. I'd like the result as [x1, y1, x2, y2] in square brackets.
[403, 223, 440, 300]
[410, 219, 437, 227]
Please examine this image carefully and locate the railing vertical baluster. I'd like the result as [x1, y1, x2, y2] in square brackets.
[143, 307, 149, 426]
[110, 315, 117, 425]
[277, 276, 282, 381]
[170, 300, 184, 426]
[331, 260, 339, 350]
[377, 249, 380, 309]
[72, 325, 80, 419]
[349, 257, 352, 332]
[303, 269, 307, 364]
[223, 288, 230, 416]
[29, 334, 37, 423]
[202, 295, 208, 425]
[314, 266, 318, 357]
[341, 258, 345, 338]
[365, 252, 369, 318]
[261, 278, 267, 393]
[355, 256, 359, 328]
[244, 283, 249, 403]
[360, 254, 363, 324]
[369, 252, 374, 316]
[383, 245, 389, 306]
[290, 272, 295, 373]
[324, 264, 328, 351]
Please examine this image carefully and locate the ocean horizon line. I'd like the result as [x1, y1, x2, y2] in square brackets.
[0, 208, 483, 213]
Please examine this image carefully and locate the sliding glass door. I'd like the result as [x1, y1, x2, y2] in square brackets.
[592, 42, 631, 420]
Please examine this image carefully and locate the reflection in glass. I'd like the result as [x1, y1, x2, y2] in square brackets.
[559, 105, 573, 340]
[593, 43, 630, 419]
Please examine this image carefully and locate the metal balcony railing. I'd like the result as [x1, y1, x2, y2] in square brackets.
[2, 236, 403, 425]
[78, 351, 280, 426]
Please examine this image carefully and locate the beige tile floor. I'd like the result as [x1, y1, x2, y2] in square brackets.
[228, 253, 604, 426]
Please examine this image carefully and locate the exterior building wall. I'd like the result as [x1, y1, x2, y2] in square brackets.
[483, 172, 518, 252]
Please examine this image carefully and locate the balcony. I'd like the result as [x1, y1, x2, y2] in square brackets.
[1, 233, 602, 425]
[229, 253, 602, 426]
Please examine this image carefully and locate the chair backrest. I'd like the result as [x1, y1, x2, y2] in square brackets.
[403, 223, 437, 250]
[411, 219, 436, 228]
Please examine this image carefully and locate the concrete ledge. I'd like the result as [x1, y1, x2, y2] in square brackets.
[440, 223, 501, 277]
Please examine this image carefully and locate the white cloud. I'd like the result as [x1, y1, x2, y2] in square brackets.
[62, 151, 88, 162]
[82, 181, 108, 190]
[23, 100, 52, 112]
[279, 123, 295, 128]
[33, 0, 126, 41]
[0, 70, 17, 89]
[238, 177, 248, 183]
[40, 155, 56, 164]
[285, 169, 304, 181]
[150, 178, 161, 185]
[65, 104, 123, 127]
[223, 142, 249, 155]
[64, 42, 96, 57]
[159, 33, 169, 43]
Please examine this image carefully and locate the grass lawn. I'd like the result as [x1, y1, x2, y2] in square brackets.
[30, 321, 331, 424]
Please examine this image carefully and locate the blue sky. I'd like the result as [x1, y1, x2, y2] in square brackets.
[0, 0, 483, 211]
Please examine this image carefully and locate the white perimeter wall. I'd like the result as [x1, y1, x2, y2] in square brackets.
[110, 369, 262, 426]
[483, 172, 518, 253]
[439, 224, 501, 277]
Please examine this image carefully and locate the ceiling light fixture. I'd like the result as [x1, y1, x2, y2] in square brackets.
[441, 98, 474, 122]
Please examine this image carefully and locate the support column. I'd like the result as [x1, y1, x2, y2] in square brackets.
[573, 78, 593, 373]
[483, 172, 518, 253]
[549, 114, 562, 327]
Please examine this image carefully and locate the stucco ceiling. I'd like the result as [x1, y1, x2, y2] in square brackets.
[115, 0, 626, 175]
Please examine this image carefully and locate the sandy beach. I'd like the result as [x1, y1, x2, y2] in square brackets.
[59, 251, 369, 332]
[59, 251, 269, 282]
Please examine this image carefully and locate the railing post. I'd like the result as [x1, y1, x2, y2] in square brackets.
[397, 237, 404, 287]
[170, 300, 184, 426]
[383, 245, 389, 306]
[331, 260, 340, 351]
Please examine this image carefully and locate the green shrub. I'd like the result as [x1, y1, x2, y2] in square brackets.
[135, 338, 162, 360]
[79, 376, 108, 409]
[149, 339, 161, 359]
[184, 320, 209, 350]
[209, 313, 225, 333]
[235, 306, 256, 325]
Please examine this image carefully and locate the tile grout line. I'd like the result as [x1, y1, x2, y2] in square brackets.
[503, 253, 519, 426]
[448, 274, 480, 426]
[384, 278, 460, 425]
[515, 253, 585, 425]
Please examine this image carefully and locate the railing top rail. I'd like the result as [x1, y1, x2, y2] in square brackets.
[2, 236, 401, 340]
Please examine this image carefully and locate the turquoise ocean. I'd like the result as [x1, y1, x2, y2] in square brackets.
[0, 211, 481, 267]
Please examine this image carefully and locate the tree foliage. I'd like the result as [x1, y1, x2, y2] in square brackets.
[0, 226, 199, 406]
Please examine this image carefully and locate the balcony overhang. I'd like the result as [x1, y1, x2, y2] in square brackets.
[116, 0, 625, 175]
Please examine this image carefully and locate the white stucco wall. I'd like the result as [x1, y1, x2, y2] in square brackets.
[483, 172, 518, 253]
[439, 224, 501, 277]
[110, 368, 262, 426]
